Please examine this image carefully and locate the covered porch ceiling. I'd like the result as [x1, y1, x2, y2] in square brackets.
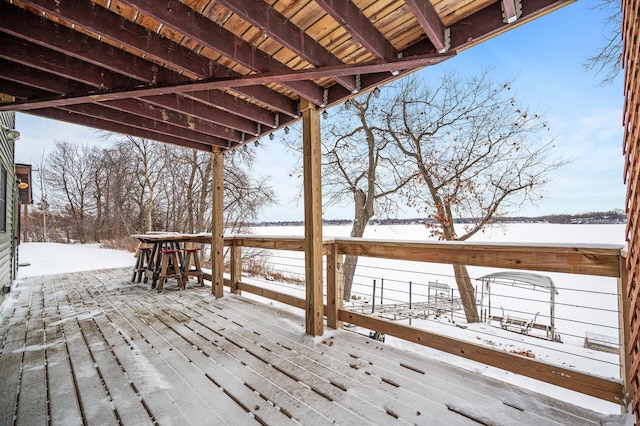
[0, 0, 571, 152]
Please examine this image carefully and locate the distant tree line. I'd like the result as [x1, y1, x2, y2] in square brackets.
[26, 136, 275, 250]
[254, 210, 626, 227]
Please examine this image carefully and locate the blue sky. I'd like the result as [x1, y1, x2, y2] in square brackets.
[14, 0, 624, 222]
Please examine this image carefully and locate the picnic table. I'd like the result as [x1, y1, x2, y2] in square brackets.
[131, 233, 211, 288]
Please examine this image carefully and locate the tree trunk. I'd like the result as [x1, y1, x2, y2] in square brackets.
[442, 222, 479, 323]
[452, 263, 480, 323]
[342, 190, 370, 300]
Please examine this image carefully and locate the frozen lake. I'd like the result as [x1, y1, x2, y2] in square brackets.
[247, 223, 627, 414]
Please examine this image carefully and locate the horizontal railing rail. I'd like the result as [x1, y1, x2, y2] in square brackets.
[196, 234, 629, 407]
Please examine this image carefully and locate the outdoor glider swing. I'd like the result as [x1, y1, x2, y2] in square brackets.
[477, 271, 560, 342]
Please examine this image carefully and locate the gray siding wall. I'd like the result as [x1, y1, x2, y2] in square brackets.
[0, 111, 16, 307]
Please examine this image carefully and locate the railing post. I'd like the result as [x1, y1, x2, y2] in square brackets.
[211, 147, 224, 298]
[301, 98, 323, 336]
[326, 241, 343, 329]
[230, 239, 242, 295]
[618, 252, 634, 412]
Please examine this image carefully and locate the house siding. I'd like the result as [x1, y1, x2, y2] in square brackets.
[0, 111, 17, 307]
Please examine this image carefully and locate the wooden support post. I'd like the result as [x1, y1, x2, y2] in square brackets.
[326, 242, 343, 329]
[212, 148, 224, 298]
[22, 204, 28, 243]
[619, 255, 634, 412]
[230, 241, 242, 295]
[302, 98, 324, 336]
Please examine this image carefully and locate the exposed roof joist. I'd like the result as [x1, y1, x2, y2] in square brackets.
[116, 0, 326, 105]
[0, 52, 453, 112]
[0, 0, 573, 151]
[404, 0, 450, 53]
[215, 0, 358, 93]
[315, 0, 397, 60]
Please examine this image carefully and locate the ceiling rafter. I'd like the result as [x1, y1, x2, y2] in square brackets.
[314, 0, 397, 60]
[404, 0, 449, 53]
[0, 0, 573, 151]
[98, 99, 244, 142]
[31, 107, 220, 151]
[13, 0, 296, 118]
[0, 61, 240, 144]
[0, 34, 243, 143]
[0, 78, 50, 100]
[0, 59, 93, 96]
[0, 7, 266, 136]
[216, 0, 357, 93]
[62, 103, 235, 145]
[406, 0, 569, 56]
[0, 52, 453, 112]
[116, 0, 325, 105]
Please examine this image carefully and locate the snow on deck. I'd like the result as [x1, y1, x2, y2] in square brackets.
[0, 267, 628, 425]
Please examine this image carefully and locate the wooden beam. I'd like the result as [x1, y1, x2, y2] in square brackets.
[180, 92, 279, 128]
[404, 0, 449, 52]
[314, 0, 397, 60]
[64, 102, 236, 144]
[234, 281, 306, 310]
[0, 59, 94, 96]
[406, 0, 571, 56]
[116, 0, 324, 105]
[105, 97, 249, 139]
[0, 52, 452, 112]
[0, 4, 178, 84]
[0, 78, 50, 100]
[326, 242, 343, 329]
[230, 242, 242, 295]
[0, 34, 132, 90]
[335, 238, 623, 277]
[0, 5, 279, 132]
[212, 148, 225, 298]
[339, 310, 625, 404]
[619, 256, 635, 410]
[501, 0, 522, 23]
[26, 108, 217, 151]
[216, 0, 356, 92]
[302, 98, 323, 336]
[14, 0, 299, 117]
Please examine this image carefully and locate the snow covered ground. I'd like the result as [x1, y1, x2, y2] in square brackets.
[6, 223, 631, 417]
[17, 242, 134, 277]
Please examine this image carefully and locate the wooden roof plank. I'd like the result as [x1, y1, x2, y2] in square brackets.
[63, 102, 237, 144]
[15, 0, 298, 117]
[0, 52, 452, 113]
[315, 0, 397, 59]
[28, 108, 220, 150]
[404, 0, 449, 52]
[117, 0, 325, 104]
[217, 0, 357, 93]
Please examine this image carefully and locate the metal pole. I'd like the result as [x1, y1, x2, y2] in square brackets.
[409, 281, 412, 310]
[372, 279, 376, 314]
[409, 281, 412, 326]
[451, 288, 454, 322]
[380, 278, 384, 305]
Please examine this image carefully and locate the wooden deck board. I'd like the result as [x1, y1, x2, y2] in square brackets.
[179, 291, 573, 426]
[0, 267, 627, 426]
[154, 293, 463, 424]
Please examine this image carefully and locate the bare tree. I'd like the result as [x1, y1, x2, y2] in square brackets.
[385, 72, 565, 322]
[584, 0, 622, 84]
[125, 136, 166, 232]
[223, 148, 276, 233]
[46, 140, 98, 243]
[321, 91, 416, 300]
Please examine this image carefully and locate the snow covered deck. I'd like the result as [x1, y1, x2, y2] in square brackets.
[0, 267, 624, 425]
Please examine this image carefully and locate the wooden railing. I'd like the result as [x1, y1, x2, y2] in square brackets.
[195, 234, 630, 408]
